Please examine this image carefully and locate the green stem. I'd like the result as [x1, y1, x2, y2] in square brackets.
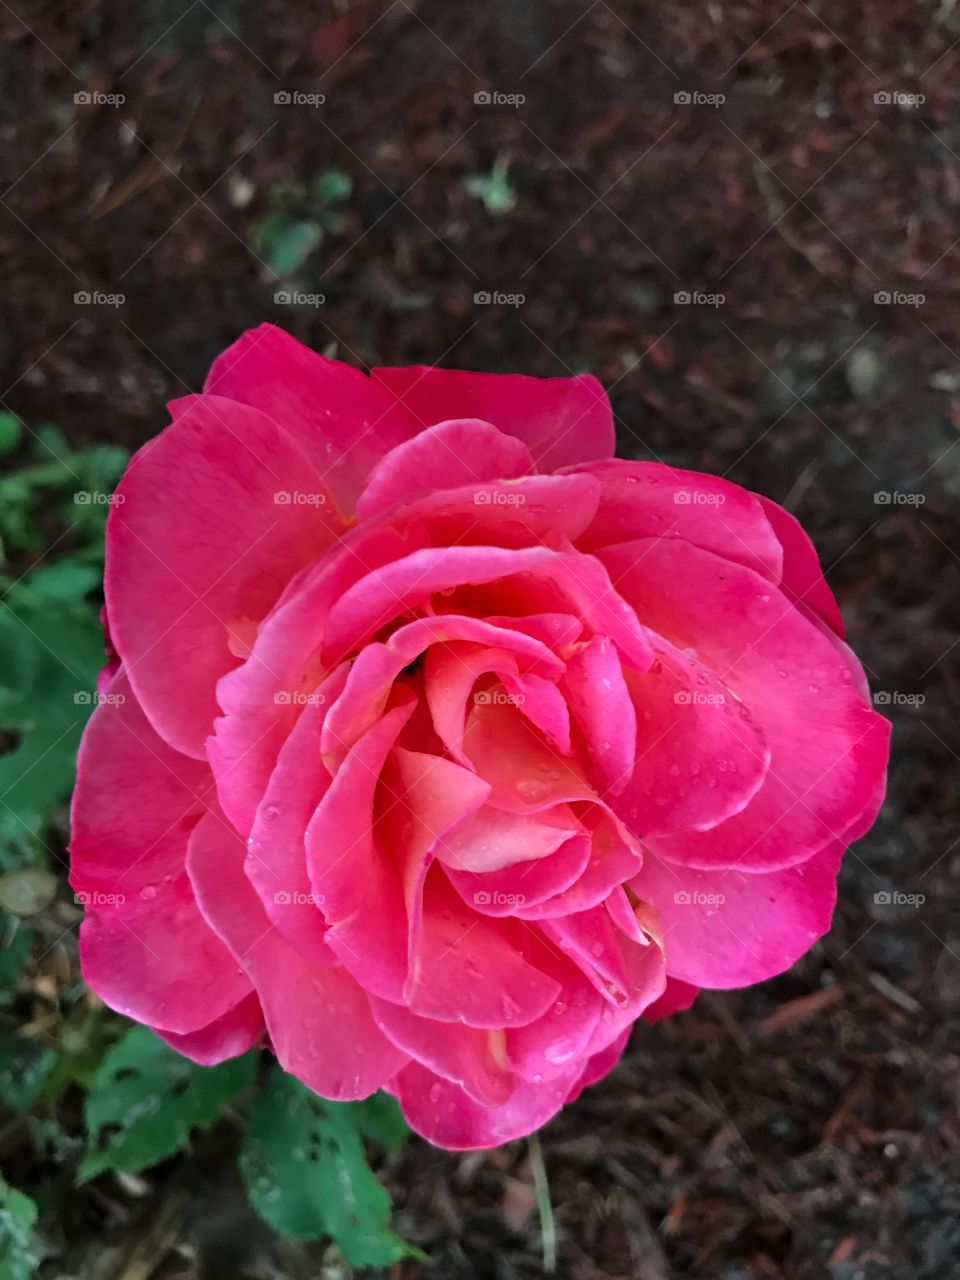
[529, 1130, 556, 1274]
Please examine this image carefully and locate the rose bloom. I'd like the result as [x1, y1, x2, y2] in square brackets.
[70, 326, 889, 1149]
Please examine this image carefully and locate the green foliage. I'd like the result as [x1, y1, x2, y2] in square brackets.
[80, 1026, 256, 1181]
[464, 152, 517, 215]
[240, 1068, 422, 1267]
[0, 1175, 38, 1280]
[250, 169, 353, 277]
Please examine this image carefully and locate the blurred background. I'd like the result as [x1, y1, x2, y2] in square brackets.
[0, 2, 958, 1277]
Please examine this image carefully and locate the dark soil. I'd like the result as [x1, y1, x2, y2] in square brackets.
[1, 2, 958, 1277]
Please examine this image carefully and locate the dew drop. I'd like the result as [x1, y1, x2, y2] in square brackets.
[139, 885, 157, 902]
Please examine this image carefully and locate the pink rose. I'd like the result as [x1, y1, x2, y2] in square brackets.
[70, 325, 889, 1149]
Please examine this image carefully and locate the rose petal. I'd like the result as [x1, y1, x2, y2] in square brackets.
[372, 364, 614, 472]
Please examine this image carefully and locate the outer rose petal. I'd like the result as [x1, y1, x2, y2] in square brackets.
[564, 1027, 632, 1104]
[187, 809, 407, 1098]
[601, 539, 889, 871]
[756, 494, 846, 637]
[573, 459, 783, 582]
[106, 393, 345, 757]
[388, 1059, 582, 1150]
[69, 675, 254, 1035]
[372, 364, 615, 472]
[355, 418, 535, 522]
[154, 993, 264, 1065]
[643, 977, 699, 1023]
[204, 324, 417, 510]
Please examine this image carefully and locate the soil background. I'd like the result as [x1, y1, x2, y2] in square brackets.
[1, 2, 958, 1278]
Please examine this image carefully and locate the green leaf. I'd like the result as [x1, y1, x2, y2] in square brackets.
[312, 169, 352, 205]
[0, 416, 22, 459]
[240, 1068, 421, 1266]
[0, 1032, 57, 1111]
[79, 1026, 256, 1181]
[463, 153, 517, 215]
[0, 596, 104, 865]
[0, 923, 32, 995]
[0, 1175, 38, 1280]
[352, 1091, 410, 1153]
[253, 214, 323, 277]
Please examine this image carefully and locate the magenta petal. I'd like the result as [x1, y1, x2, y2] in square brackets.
[405, 870, 560, 1028]
[446, 834, 593, 915]
[562, 636, 637, 796]
[305, 703, 415, 1002]
[631, 841, 850, 989]
[613, 638, 770, 836]
[370, 997, 515, 1107]
[643, 977, 699, 1023]
[564, 1028, 632, 1104]
[757, 494, 845, 637]
[70, 675, 252, 1035]
[356, 417, 535, 521]
[389, 1059, 580, 1150]
[434, 804, 583, 874]
[243, 668, 348, 967]
[106, 393, 345, 758]
[154, 992, 264, 1065]
[187, 809, 407, 1097]
[573, 459, 783, 581]
[205, 325, 416, 511]
[601, 538, 890, 871]
[372, 364, 614, 472]
[462, 700, 594, 813]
